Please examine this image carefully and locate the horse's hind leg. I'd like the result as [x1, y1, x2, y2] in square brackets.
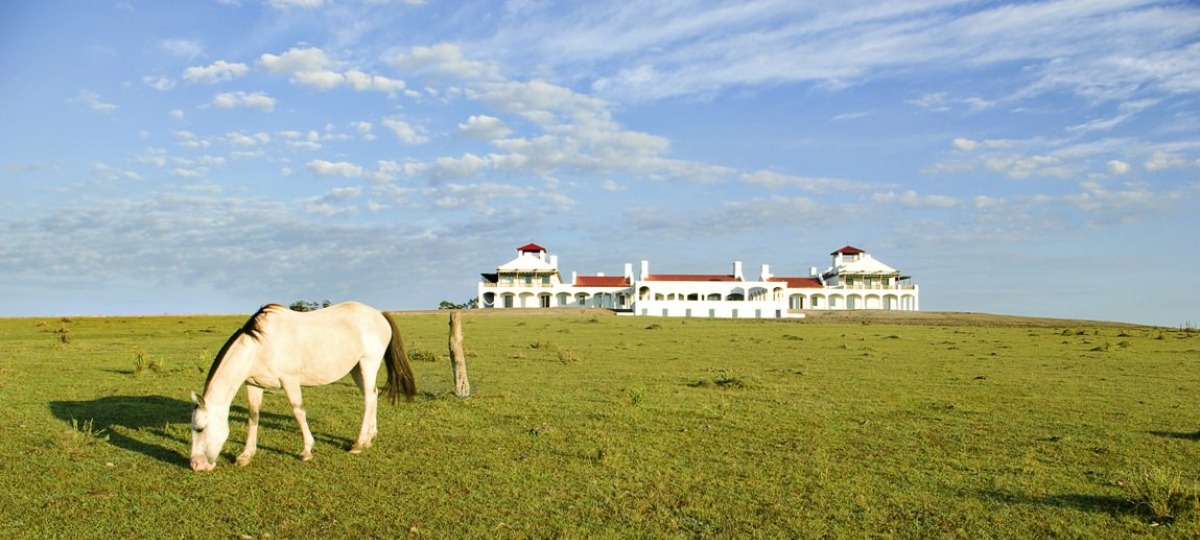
[282, 379, 316, 461]
[349, 362, 379, 454]
[237, 385, 264, 466]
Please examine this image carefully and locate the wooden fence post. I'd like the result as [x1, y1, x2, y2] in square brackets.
[448, 311, 470, 397]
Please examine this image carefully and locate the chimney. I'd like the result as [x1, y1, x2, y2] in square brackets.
[640, 260, 649, 281]
[761, 263, 771, 281]
[549, 254, 558, 268]
[809, 266, 818, 277]
[624, 263, 633, 280]
[733, 261, 743, 281]
[540, 250, 547, 262]
[571, 271, 577, 285]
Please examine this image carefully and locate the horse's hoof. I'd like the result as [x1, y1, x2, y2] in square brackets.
[235, 456, 253, 467]
[349, 445, 363, 454]
[300, 452, 314, 462]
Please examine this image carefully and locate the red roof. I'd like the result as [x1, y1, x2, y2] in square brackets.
[770, 277, 823, 288]
[517, 243, 546, 253]
[575, 276, 629, 287]
[645, 274, 737, 282]
[831, 245, 864, 256]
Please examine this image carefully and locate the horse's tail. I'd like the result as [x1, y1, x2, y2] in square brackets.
[381, 311, 417, 404]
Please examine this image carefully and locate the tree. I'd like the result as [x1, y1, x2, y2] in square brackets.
[289, 299, 332, 312]
[438, 298, 478, 310]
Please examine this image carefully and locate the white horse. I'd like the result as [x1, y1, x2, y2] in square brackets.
[189, 302, 416, 471]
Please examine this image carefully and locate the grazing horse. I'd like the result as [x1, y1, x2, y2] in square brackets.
[189, 302, 416, 471]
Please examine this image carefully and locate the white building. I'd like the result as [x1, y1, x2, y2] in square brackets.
[477, 243, 919, 319]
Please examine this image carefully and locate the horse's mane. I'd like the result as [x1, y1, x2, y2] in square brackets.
[202, 304, 282, 389]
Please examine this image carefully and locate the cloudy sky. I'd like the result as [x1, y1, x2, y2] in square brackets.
[2, 0, 1198, 326]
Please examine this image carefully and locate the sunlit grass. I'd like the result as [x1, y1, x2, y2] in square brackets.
[1, 311, 1199, 537]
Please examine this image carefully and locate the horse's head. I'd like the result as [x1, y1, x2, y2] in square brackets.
[189, 391, 229, 472]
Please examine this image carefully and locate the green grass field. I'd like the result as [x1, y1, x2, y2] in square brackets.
[2, 310, 1199, 538]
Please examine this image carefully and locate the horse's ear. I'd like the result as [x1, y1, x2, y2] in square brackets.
[191, 391, 205, 408]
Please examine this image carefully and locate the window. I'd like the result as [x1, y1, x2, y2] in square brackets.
[541, 275, 550, 285]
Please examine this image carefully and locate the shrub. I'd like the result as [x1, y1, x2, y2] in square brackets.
[409, 349, 441, 362]
[133, 348, 166, 375]
[557, 348, 580, 364]
[1123, 465, 1199, 524]
[51, 419, 108, 458]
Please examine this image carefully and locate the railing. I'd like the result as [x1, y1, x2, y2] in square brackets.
[830, 284, 918, 290]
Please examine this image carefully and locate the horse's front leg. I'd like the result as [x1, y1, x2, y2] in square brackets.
[236, 385, 264, 466]
[282, 379, 315, 461]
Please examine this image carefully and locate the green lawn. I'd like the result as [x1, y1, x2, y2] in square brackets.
[1, 311, 1199, 538]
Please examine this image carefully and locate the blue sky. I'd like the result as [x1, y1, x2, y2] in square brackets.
[2, 0, 1198, 326]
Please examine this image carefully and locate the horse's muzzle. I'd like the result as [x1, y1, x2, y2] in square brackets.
[190, 456, 216, 472]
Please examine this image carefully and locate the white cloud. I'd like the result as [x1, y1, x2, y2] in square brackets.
[1062, 181, 1198, 224]
[292, 70, 345, 90]
[70, 89, 118, 113]
[457, 115, 511, 140]
[171, 167, 206, 179]
[174, 130, 212, 149]
[1145, 151, 1190, 171]
[136, 147, 168, 167]
[260, 47, 333, 75]
[471, 79, 610, 126]
[350, 121, 376, 141]
[953, 138, 979, 152]
[392, 43, 500, 81]
[183, 60, 249, 84]
[160, 38, 204, 59]
[306, 159, 364, 178]
[142, 76, 175, 91]
[306, 186, 364, 216]
[226, 131, 271, 147]
[973, 195, 1008, 210]
[175, 155, 227, 168]
[873, 190, 959, 209]
[428, 153, 488, 183]
[1107, 160, 1131, 175]
[92, 163, 143, 182]
[169, 109, 185, 119]
[381, 117, 429, 144]
[740, 170, 882, 192]
[981, 153, 1074, 179]
[260, 48, 405, 93]
[432, 182, 529, 211]
[480, 1, 1200, 106]
[288, 140, 322, 152]
[212, 91, 276, 111]
[268, 0, 324, 8]
[344, 70, 407, 93]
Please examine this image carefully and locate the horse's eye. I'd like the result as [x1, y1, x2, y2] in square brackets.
[193, 426, 205, 433]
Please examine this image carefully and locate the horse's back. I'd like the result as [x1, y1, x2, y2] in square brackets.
[254, 302, 392, 386]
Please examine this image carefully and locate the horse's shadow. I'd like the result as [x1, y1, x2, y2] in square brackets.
[50, 395, 193, 467]
[1148, 430, 1200, 441]
[981, 488, 1133, 517]
[48, 395, 350, 468]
